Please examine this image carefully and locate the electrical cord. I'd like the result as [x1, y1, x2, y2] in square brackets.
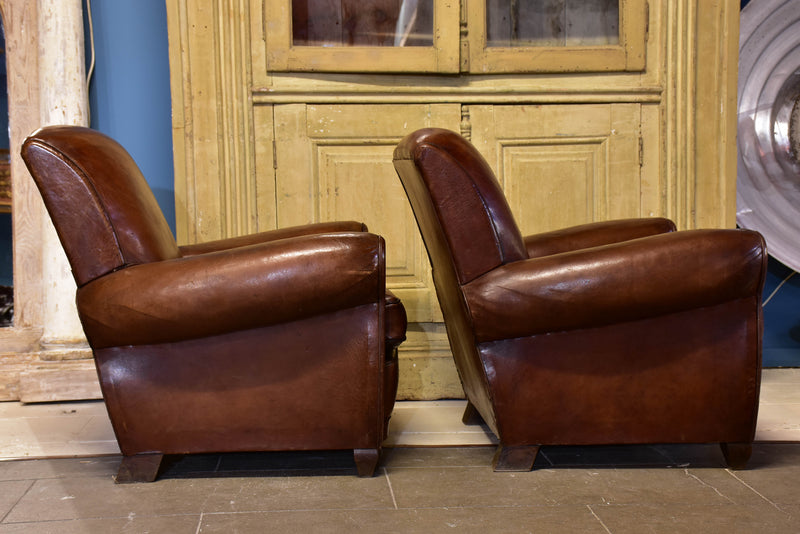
[763, 270, 797, 307]
[85, 0, 95, 123]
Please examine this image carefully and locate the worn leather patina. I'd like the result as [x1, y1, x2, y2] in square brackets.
[394, 128, 767, 471]
[22, 125, 406, 482]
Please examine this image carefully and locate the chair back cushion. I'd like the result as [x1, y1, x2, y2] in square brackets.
[22, 126, 179, 286]
[393, 128, 528, 434]
[393, 128, 526, 285]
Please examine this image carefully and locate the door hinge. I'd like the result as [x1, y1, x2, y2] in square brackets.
[638, 137, 644, 167]
[272, 139, 278, 170]
[459, 0, 469, 73]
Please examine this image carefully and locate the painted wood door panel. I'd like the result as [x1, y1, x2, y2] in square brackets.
[467, 0, 646, 73]
[273, 103, 461, 322]
[265, 0, 459, 72]
[486, 0, 620, 47]
[469, 103, 649, 235]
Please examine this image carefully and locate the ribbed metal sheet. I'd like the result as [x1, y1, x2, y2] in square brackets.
[737, 0, 800, 271]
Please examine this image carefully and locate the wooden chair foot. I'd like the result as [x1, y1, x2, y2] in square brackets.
[354, 448, 380, 477]
[115, 453, 165, 483]
[493, 445, 539, 472]
[720, 442, 752, 470]
[462, 401, 484, 425]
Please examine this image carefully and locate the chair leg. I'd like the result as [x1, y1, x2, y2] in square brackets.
[353, 448, 380, 477]
[720, 442, 752, 470]
[493, 445, 539, 472]
[461, 401, 485, 425]
[115, 453, 165, 483]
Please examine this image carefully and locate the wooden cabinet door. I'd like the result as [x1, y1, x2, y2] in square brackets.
[264, 0, 460, 72]
[469, 103, 656, 234]
[466, 0, 647, 73]
[272, 103, 461, 322]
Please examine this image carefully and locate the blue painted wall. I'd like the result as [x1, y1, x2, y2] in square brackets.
[0, 214, 10, 287]
[85, 0, 175, 234]
[763, 259, 800, 367]
[1, 0, 174, 287]
[0, 23, 7, 150]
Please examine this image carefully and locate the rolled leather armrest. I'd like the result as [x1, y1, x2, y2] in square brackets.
[384, 290, 408, 346]
[77, 232, 383, 349]
[523, 218, 676, 259]
[178, 221, 367, 256]
[464, 229, 767, 343]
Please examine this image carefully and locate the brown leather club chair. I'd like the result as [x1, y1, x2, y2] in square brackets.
[22, 125, 407, 482]
[393, 128, 767, 471]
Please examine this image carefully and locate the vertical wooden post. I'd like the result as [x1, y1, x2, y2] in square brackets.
[37, 0, 89, 346]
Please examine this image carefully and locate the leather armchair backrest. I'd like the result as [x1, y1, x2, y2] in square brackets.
[393, 128, 527, 434]
[393, 128, 527, 285]
[22, 126, 180, 287]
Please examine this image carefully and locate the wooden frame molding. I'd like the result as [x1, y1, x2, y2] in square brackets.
[167, 0, 740, 399]
[0, 0, 100, 402]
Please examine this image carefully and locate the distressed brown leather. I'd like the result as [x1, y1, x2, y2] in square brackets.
[22, 125, 406, 479]
[393, 128, 767, 469]
[522, 218, 677, 258]
[76, 233, 384, 348]
[22, 127, 180, 286]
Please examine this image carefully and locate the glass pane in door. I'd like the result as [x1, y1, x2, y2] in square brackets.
[292, 0, 434, 46]
[486, 0, 619, 47]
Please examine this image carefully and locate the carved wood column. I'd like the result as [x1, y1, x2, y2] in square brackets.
[0, 0, 100, 402]
[18, 0, 100, 401]
[37, 0, 89, 345]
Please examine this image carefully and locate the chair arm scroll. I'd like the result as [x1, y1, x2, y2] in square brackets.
[178, 221, 367, 256]
[523, 218, 676, 258]
[464, 229, 767, 342]
[77, 232, 384, 348]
